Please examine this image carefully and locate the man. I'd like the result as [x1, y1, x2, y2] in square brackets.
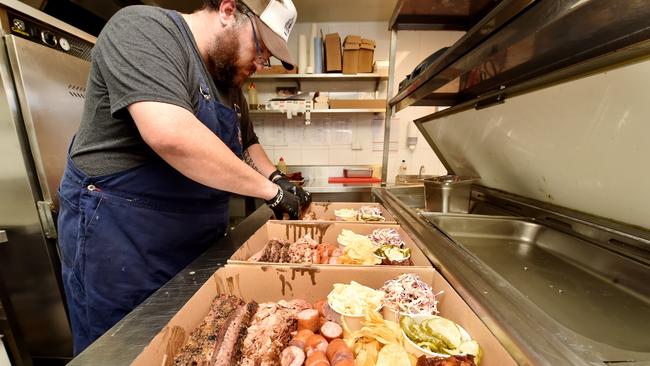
[57, 0, 309, 354]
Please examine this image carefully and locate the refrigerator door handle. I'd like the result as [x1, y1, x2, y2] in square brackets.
[37, 201, 57, 239]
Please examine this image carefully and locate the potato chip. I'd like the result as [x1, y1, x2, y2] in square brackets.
[337, 230, 382, 265]
[345, 310, 413, 365]
[376, 343, 411, 366]
[328, 282, 384, 316]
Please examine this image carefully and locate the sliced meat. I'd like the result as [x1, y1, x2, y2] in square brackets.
[281, 299, 313, 312]
[320, 321, 343, 342]
[297, 309, 320, 332]
[313, 300, 326, 317]
[416, 355, 478, 366]
[211, 301, 258, 366]
[239, 301, 300, 366]
[173, 295, 243, 365]
[280, 346, 306, 366]
[280, 240, 292, 263]
[321, 301, 340, 323]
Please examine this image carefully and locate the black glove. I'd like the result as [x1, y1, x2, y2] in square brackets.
[269, 170, 312, 209]
[265, 185, 300, 220]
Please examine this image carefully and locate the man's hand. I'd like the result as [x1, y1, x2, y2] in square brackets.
[265, 185, 301, 220]
[269, 170, 312, 209]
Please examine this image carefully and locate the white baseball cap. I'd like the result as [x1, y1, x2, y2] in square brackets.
[241, 0, 297, 69]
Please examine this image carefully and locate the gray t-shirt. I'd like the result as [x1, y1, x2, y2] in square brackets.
[71, 5, 258, 176]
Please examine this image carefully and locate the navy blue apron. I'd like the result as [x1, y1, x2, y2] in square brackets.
[57, 11, 243, 354]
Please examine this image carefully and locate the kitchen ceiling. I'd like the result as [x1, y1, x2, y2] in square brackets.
[24, 0, 396, 36]
[68, 0, 397, 22]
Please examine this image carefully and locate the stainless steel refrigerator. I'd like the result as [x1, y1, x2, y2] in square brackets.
[0, 1, 95, 364]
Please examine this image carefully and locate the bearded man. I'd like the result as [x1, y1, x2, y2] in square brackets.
[57, 0, 310, 354]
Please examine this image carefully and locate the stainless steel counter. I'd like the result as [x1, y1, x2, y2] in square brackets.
[70, 185, 650, 366]
[67, 206, 274, 366]
[373, 187, 650, 366]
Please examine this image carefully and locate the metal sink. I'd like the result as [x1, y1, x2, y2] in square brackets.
[394, 174, 435, 185]
[421, 213, 650, 354]
[386, 185, 425, 209]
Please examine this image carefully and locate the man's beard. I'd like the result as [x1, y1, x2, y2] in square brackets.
[205, 26, 240, 89]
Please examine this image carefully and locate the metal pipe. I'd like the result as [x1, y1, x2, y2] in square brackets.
[381, 29, 397, 186]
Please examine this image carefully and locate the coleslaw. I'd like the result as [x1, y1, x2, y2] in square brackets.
[380, 273, 442, 315]
[359, 206, 385, 222]
[368, 228, 405, 248]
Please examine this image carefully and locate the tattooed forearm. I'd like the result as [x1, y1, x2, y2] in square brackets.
[243, 150, 261, 173]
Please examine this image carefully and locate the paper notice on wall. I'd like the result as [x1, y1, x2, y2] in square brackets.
[327, 119, 353, 145]
[372, 117, 399, 151]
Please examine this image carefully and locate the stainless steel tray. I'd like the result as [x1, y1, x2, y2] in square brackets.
[420, 213, 650, 354]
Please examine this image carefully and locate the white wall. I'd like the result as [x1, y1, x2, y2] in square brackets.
[388, 30, 464, 181]
[250, 21, 463, 181]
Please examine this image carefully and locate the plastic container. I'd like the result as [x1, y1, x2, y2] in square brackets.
[277, 157, 287, 174]
[327, 300, 382, 332]
[373, 253, 411, 266]
[247, 82, 258, 107]
[343, 168, 373, 178]
[424, 175, 479, 213]
[401, 314, 475, 360]
[334, 208, 358, 221]
[399, 160, 407, 174]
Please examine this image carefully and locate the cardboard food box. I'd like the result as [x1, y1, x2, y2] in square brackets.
[359, 38, 376, 73]
[324, 33, 342, 72]
[329, 99, 386, 109]
[132, 265, 517, 366]
[228, 221, 431, 267]
[301, 202, 397, 223]
[342, 35, 361, 74]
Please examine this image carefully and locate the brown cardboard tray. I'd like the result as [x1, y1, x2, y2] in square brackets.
[301, 202, 396, 223]
[131, 265, 517, 366]
[228, 221, 431, 267]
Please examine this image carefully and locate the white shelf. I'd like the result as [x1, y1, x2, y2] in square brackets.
[250, 73, 388, 81]
[249, 108, 385, 114]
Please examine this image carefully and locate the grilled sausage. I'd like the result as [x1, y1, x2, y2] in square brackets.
[298, 309, 320, 332]
[320, 321, 343, 342]
[326, 339, 354, 365]
[280, 346, 306, 366]
[289, 329, 315, 350]
[305, 351, 331, 366]
[305, 334, 329, 357]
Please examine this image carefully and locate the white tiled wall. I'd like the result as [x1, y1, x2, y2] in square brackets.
[253, 114, 385, 167]
[251, 21, 464, 181]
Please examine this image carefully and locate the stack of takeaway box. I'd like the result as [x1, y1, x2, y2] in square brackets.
[132, 202, 517, 365]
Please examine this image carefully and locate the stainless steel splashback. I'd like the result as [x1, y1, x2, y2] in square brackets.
[417, 56, 650, 231]
[7, 35, 89, 210]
